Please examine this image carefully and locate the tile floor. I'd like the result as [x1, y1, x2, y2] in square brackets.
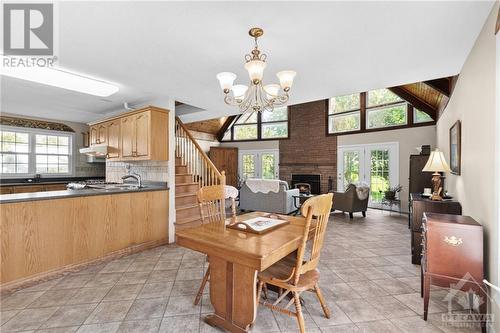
[0, 210, 484, 333]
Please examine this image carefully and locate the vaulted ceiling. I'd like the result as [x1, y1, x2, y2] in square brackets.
[1, 2, 494, 124]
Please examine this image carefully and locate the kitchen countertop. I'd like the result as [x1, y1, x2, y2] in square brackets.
[0, 177, 105, 187]
[0, 182, 169, 204]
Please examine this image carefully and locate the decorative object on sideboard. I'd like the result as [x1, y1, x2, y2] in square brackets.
[422, 148, 451, 201]
[449, 120, 461, 175]
[216, 27, 296, 115]
[0, 116, 74, 132]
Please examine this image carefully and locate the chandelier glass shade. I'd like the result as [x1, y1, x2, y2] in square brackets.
[216, 28, 296, 114]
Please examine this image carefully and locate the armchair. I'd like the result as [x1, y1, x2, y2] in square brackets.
[332, 184, 370, 218]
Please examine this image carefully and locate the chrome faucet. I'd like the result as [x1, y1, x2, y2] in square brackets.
[121, 172, 142, 188]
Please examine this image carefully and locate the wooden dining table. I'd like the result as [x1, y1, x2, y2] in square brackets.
[175, 211, 312, 333]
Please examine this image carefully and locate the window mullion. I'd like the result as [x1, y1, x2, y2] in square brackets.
[29, 132, 36, 176]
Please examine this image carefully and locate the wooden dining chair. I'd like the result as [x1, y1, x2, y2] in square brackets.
[193, 184, 238, 305]
[256, 193, 333, 333]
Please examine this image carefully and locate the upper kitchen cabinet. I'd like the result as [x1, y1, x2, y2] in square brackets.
[88, 106, 169, 161]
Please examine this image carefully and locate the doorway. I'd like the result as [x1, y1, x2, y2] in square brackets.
[337, 142, 399, 207]
[239, 149, 279, 180]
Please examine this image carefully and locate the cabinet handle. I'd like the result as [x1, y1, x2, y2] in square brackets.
[105, 153, 109, 159]
[444, 236, 463, 246]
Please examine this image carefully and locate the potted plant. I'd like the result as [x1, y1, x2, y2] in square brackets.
[384, 184, 402, 201]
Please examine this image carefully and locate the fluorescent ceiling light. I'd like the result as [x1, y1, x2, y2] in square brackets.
[1, 67, 119, 97]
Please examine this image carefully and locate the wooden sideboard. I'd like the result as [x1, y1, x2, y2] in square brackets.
[422, 213, 485, 331]
[88, 106, 169, 161]
[409, 193, 461, 264]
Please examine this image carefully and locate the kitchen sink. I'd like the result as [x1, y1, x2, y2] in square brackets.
[87, 184, 146, 191]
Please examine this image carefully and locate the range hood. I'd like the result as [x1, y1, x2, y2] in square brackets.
[79, 144, 107, 163]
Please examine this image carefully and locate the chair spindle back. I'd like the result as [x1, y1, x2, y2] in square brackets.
[197, 185, 226, 225]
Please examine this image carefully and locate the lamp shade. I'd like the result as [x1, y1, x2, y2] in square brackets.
[244, 60, 266, 83]
[231, 84, 248, 99]
[216, 72, 237, 92]
[276, 70, 296, 90]
[263, 84, 280, 98]
[422, 148, 452, 173]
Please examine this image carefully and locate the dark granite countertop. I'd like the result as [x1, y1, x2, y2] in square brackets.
[0, 182, 169, 204]
[1, 177, 105, 187]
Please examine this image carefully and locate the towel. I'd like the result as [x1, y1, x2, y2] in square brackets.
[245, 179, 281, 193]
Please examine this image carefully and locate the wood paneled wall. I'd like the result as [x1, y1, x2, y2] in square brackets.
[1, 190, 168, 286]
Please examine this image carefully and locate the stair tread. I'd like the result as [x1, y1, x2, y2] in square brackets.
[176, 182, 198, 186]
[175, 173, 192, 176]
[176, 203, 199, 211]
[176, 214, 202, 224]
[175, 193, 197, 198]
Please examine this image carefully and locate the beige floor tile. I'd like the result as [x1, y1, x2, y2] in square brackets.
[66, 286, 112, 305]
[364, 295, 417, 319]
[336, 299, 386, 323]
[390, 315, 444, 333]
[170, 279, 203, 296]
[37, 326, 80, 332]
[53, 274, 95, 289]
[355, 319, 401, 332]
[154, 260, 181, 271]
[40, 303, 98, 329]
[103, 284, 143, 302]
[117, 318, 161, 333]
[137, 282, 173, 300]
[273, 307, 317, 332]
[394, 293, 448, 316]
[321, 283, 363, 301]
[0, 306, 59, 332]
[77, 322, 121, 333]
[85, 273, 123, 288]
[147, 270, 178, 283]
[125, 297, 168, 320]
[175, 268, 204, 281]
[164, 295, 201, 316]
[100, 259, 134, 273]
[28, 289, 79, 308]
[116, 272, 151, 285]
[347, 280, 390, 298]
[126, 260, 158, 273]
[1, 310, 19, 325]
[319, 323, 360, 332]
[15, 279, 62, 293]
[334, 268, 370, 283]
[84, 301, 133, 324]
[372, 277, 415, 295]
[158, 314, 200, 332]
[1, 291, 45, 310]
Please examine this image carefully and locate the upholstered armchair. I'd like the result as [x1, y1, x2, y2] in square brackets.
[332, 184, 370, 218]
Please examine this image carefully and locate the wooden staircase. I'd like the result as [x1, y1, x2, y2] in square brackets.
[175, 117, 225, 231]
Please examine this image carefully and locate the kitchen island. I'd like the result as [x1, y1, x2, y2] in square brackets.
[0, 183, 169, 290]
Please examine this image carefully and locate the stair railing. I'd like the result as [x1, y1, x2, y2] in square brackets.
[175, 117, 225, 188]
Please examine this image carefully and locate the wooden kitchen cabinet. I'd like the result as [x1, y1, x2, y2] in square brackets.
[89, 106, 168, 161]
[106, 120, 121, 159]
[90, 126, 98, 145]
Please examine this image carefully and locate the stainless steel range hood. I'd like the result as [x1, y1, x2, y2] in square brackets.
[79, 144, 107, 163]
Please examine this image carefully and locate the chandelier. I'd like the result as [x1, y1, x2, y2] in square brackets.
[216, 27, 296, 114]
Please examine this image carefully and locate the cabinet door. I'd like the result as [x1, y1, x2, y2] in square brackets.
[135, 112, 150, 157]
[0, 186, 13, 194]
[107, 120, 121, 159]
[44, 184, 67, 191]
[90, 126, 98, 145]
[121, 116, 135, 158]
[97, 124, 107, 144]
[12, 185, 45, 193]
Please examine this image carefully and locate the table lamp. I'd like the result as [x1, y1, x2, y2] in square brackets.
[422, 148, 451, 201]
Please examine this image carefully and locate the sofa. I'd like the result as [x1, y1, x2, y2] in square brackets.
[332, 184, 370, 218]
[239, 179, 299, 214]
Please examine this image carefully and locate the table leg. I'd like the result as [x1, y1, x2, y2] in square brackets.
[204, 256, 257, 333]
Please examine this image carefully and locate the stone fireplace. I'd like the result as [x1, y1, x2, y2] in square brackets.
[279, 100, 337, 194]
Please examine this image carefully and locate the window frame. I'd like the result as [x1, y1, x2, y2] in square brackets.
[0, 125, 75, 178]
[221, 107, 290, 142]
[326, 90, 436, 136]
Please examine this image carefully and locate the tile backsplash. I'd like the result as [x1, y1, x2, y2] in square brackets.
[106, 160, 168, 183]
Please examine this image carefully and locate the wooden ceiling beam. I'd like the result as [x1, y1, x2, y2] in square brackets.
[423, 78, 451, 97]
[217, 115, 237, 141]
[388, 86, 437, 120]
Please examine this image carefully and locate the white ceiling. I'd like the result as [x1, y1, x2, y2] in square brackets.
[1, 1, 494, 124]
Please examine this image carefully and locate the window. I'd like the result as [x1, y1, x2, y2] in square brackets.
[0, 130, 29, 174]
[367, 88, 402, 107]
[367, 103, 407, 129]
[35, 134, 71, 173]
[0, 126, 73, 177]
[261, 107, 288, 139]
[223, 107, 289, 141]
[328, 94, 361, 134]
[414, 109, 434, 123]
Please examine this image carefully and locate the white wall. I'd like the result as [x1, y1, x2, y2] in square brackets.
[436, 4, 499, 331]
[338, 125, 436, 212]
[219, 140, 279, 150]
